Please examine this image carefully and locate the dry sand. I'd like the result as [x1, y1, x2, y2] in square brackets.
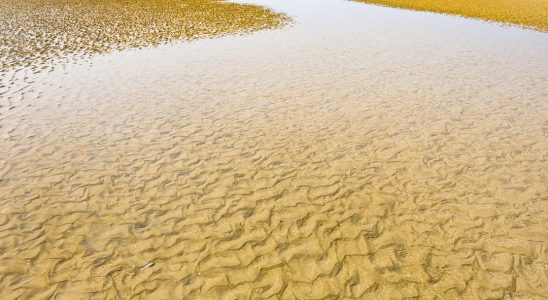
[353, 0, 548, 31]
[0, 0, 289, 73]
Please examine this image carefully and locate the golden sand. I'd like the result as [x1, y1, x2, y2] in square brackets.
[353, 0, 548, 31]
[1, 0, 548, 298]
[2, 57, 547, 297]
[0, 0, 289, 72]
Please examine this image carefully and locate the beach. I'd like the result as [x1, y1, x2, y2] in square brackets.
[1, 0, 547, 298]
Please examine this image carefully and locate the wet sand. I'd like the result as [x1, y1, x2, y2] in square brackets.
[0, 0, 288, 74]
[1, 0, 548, 298]
[353, 0, 548, 32]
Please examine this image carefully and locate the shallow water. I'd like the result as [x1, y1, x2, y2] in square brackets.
[1, 0, 547, 298]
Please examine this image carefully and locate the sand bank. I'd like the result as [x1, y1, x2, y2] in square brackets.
[353, 0, 548, 31]
[0, 0, 289, 72]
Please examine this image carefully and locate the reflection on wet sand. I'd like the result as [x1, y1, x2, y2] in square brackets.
[1, 0, 547, 298]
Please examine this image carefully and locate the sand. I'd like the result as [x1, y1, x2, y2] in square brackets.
[353, 0, 548, 32]
[0, 0, 289, 73]
[1, 0, 547, 298]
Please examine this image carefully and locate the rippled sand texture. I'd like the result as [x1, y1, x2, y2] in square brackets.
[0, 0, 288, 73]
[1, 0, 548, 299]
[354, 0, 548, 31]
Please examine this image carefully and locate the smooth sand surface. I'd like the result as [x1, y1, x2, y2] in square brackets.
[1, 0, 547, 298]
[353, 0, 548, 31]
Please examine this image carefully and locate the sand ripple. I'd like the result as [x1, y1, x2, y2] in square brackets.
[0, 0, 547, 298]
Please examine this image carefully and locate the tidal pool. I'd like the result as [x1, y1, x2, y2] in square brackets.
[0, 0, 547, 298]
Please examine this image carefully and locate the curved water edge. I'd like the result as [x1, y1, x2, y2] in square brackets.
[1, 0, 547, 298]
